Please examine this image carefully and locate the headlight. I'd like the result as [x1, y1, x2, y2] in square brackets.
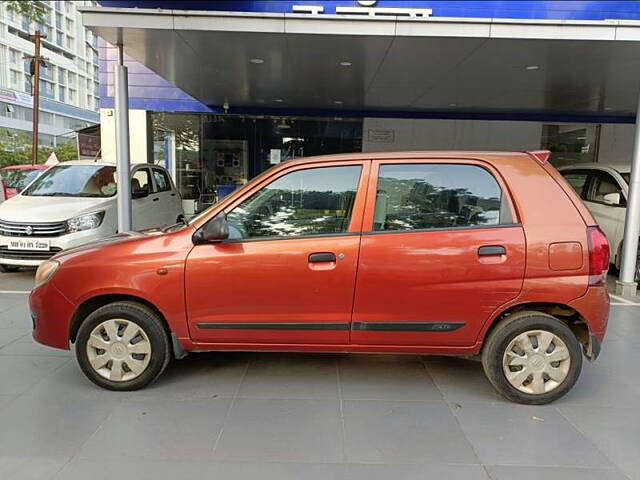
[66, 211, 105, 233]
[34, 260, 60, 288]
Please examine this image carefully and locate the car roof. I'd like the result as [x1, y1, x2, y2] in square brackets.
[558, 163, 630, 174]
[283, 150, 534, 165]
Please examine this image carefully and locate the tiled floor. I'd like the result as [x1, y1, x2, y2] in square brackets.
[0, 270, 639, 479]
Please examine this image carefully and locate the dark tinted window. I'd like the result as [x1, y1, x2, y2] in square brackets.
[227, 165, 361, 239]
[562, 171, 590, 199]
[373, 164, 509, 231]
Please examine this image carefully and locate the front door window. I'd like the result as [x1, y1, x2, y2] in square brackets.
[226, 165, 362, 240]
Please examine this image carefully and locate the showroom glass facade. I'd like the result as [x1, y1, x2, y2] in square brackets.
[151, 113, 363, 214]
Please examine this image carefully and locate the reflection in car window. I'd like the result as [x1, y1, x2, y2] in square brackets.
[2, 169, 42, 191]
[153, 169, 171, 192]
[562, 171, 590, 198]
[373, 164, 508, 231]
[227, 166, 361, 239]
[23, 165, 117, 198]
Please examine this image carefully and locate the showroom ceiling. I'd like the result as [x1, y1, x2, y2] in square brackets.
[82, 7, 640, 120]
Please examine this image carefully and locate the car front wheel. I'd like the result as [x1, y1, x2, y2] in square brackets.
[75, 301, 170, 390]
[481, 311, 582, 405]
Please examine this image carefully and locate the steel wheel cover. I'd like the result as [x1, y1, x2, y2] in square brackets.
[86, 318, 152, 382]
[502, 329, 571, 395]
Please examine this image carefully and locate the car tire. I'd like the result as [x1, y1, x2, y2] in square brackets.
[481, 311, 582, 405]
[0, 264, 20, 273]
[75, 301, 170, 391]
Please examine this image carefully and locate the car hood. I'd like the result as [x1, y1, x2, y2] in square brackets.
[0, 195, 113, 223]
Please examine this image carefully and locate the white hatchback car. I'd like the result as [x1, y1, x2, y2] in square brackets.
[559, 163, 634, 276]
[0, 161, 184, 272]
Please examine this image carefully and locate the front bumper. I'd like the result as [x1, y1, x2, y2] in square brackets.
[0, 228, 110, 267]
[30, 280, 76, 350]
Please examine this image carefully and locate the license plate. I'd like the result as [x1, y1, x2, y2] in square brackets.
[7, 238, 50, 251]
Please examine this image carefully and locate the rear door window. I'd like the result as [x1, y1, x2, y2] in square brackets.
[373, 163, 512, 231]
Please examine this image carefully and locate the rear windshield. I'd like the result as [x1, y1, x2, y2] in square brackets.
[23, 165, 117, 198]
[1, 169, 42, 191]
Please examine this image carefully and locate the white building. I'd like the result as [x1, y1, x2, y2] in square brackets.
[0, 0, 99, 147]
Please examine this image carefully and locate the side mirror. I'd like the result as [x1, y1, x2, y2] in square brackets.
[603, 192, 621, 206]
[194, 212, 229, 244]
[132, 188, 148, 199]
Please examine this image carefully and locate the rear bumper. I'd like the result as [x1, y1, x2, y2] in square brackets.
[569, 285, 610, 344]
[30, 281, 75, 350]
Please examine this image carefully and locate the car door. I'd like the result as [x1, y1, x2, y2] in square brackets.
[351, 159, 526, 347]
[131, 166, 157, 230]
[185, 161, 369, 345]
[583, 170, 626, 255]
[151, 167, 181, 226]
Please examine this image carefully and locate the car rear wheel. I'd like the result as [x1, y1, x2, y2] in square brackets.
[481, 311, 582, 405]
[75, 301, 170, 391]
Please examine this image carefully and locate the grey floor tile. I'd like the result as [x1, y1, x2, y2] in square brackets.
[78, 398, 231, 461]
[0, 456, 69, 480]
[213, 398, 343, 463]
[423, 357, 505, 404]
[344, 463, 490, 479]
[0, 329, 28, 348]
[126, 352, 249, 401]
[0, 394, 17, 411]
[555, 360, 640, 408]
[0, 303, 31, 329]
[487, 465, 629, 480]
[23, 361, 130, 401]
[342, 400, 478, 465]
[0, 355, 69, 395]
[0, 337, 72, 357]
[238, 353, 339, 400]
[453, 403, 612, 468]
[560, 406, 640, 480]
[0, 395, 118, 457]
[0, 271, 35, 289]
[55, 459, 346, 480]
[339, 355, 444, 402]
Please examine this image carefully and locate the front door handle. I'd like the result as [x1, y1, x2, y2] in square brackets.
[152, 197, 160, 202]
[478, 245, 506, 256]
[309, 252, 336, 263]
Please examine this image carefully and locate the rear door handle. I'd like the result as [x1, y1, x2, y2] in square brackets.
[309, 252, 336, 263]
[153, 197, 160, 202]
[478, 245, 506, 256]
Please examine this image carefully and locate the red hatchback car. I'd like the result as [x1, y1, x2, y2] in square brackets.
[29, 151, 609, 404]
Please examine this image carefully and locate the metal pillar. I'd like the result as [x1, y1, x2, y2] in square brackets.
[616, 92, 640, 296]
[114, 43, 132, 232]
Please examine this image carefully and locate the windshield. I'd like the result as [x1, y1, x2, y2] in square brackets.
[1, 169, 43, 191]
[23, 165, 117, 198]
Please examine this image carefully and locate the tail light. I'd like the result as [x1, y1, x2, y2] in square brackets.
[586, 226, 610, 286]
